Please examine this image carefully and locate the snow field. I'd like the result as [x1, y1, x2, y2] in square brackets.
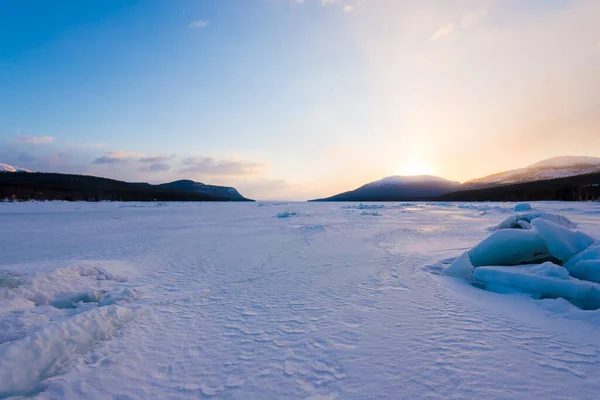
[2, 201, 600, 398]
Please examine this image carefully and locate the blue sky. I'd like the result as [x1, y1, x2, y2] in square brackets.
[1, 0, 599, 199]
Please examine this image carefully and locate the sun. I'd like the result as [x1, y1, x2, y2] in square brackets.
[395, 159, 437, 176]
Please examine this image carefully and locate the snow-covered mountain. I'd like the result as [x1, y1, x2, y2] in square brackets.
[312, 175, 461, 201]
[464, 156, 600, 188]
[0, 163, 31, 173]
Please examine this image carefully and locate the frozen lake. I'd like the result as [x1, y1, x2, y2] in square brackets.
[2, 201, 600, 399]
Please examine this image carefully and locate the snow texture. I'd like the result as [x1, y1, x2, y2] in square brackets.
[2, 201, 600, 399]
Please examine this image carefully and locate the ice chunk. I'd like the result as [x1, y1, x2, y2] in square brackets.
[472, 262, 600, 310]
[360, 211, 382, 216]
[517, 220, 532, 230]
[276, 211, 300, 218]
[490, 213, 576, 231]
[468, 229, 553, 267]
[443, 251, 474, 279]
[564, 241, 600, 269]
[530, 218, 595, 262]
[0, 305, 134, 398]
[514, 203, 532, 212]
[568, 260, 600, 284]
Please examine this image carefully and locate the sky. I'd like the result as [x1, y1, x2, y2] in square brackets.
[1, 0, 599, 200]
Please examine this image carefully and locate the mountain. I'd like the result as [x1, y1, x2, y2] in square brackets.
[311, 175, 462, 202]
[0, 163, 31, 173]
[0, 172, 252, 202]
[158, 180, 250, 201]
[463, 156, 600, 188]
[438, 171, 600, 202]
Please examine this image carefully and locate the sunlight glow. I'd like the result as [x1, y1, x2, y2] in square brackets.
[396, 159, 438, 176]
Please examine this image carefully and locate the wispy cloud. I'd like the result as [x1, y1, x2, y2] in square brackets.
[93, 150, 139, 165]
[140, 162, 171, 173]
[343, 5, 354, 13]
[181, 156, 267, 176]
[189, 20, 209, 29]
[7, 135, 55, 144]
[430, 23, 456, 41]
[320, 0, 342, 5]
[138, 155, 173, 164]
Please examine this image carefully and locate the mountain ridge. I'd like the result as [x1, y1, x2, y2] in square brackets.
[311, 156, 600, 202]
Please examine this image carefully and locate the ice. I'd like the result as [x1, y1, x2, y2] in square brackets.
[276, 210, 301, 218]
[442, 251, 474, 278]
[515, 203, 532, 212]
[473, 263, 600, 310]
[468, 229, 554, 267]
[564, 241, 600, 269]
[569, 260, 600, 284]
[1, 201, 600, 399]
[490, 212, 577, 230]
[342, 204, 386, 210]
[530, 218, 595, 262]
[360, 211, 382, 216]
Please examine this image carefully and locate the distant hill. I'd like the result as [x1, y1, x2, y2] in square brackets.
[463, 156, 600, 188]
[311, 175, 461, 202]
[0, 172, 253, 202]
[158, 180, 250, 201]
[438, 171, 600, 202]
[311, 156, 600, 202]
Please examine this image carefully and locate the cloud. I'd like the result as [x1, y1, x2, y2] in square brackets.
[138, 155, 174, 173]
[430, 23, 455, 41]
[344, 5, 354, 13]
[93, 156, 127, 164]
[181, 156, 267, 176]
[138, 155, 173, 163]
[321, 0, 342, 5]
[7, 135, 54, 144]
[140, 162, 171, 173]
[189, 20, 209, 29]
[93, 150, 139, 165]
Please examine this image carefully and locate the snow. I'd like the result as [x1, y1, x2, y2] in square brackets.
[529, 155, 600, 169]
[2, 201, 600, 398]
[465, 156, 600, 186]
[0, 163, 31, 173]
[0, 305, 135, 398]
